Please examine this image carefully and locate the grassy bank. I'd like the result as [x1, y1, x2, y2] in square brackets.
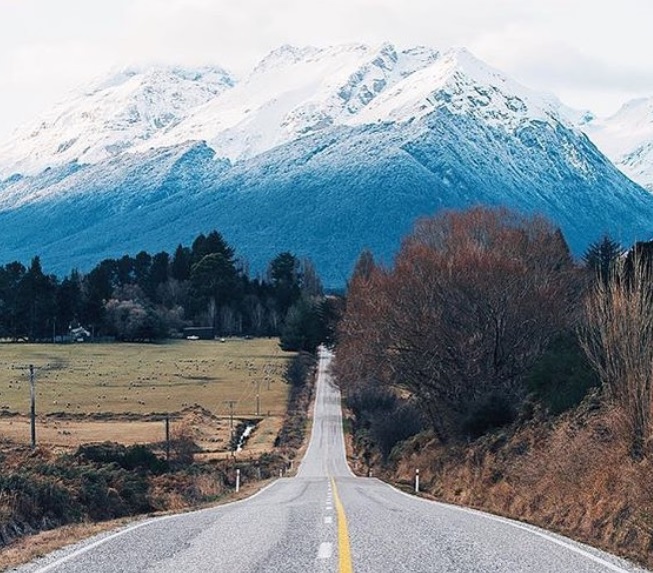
[348, 395, 653, 569]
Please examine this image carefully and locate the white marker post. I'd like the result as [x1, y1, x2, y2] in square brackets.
[415, 469, 420, 494]
[236, 468, 241, 493]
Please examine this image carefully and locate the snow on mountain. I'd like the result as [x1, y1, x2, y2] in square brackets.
[142, 42, 440, 161]
[1, 43, 653, 286]
[0, 65, 235, 179]
[583, 97, 653, 190]
[350, 47, 562, 128]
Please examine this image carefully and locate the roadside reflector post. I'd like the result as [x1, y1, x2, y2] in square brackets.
[236, 468, 241, 493]
[415, 469, 420, 494]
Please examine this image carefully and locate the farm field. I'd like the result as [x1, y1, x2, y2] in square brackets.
[0, 338, 291, 454]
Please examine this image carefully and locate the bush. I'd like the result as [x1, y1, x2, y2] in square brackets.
[0, 473, 78, 526]
[527, 333, 599, 415]
[75, 442, 167, 474]
[78, 466, 151, 520]
[370, 402, 424, 459]
[462, 392, 517, 440]
[347, 385, 398, 426]
[283, 352, 315, 388]
[347, 384, 424, 460]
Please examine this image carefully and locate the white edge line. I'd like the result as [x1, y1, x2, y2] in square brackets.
[383, 481, 638, 573]
[32, 478, 283, 573]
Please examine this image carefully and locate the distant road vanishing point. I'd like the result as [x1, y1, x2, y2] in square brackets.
[15, 349, 650, 573]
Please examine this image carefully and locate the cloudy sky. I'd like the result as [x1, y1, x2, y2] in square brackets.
[1, 0, 652, 140]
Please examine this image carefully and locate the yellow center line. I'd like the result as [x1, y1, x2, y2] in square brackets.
[330, 477, 354, 573]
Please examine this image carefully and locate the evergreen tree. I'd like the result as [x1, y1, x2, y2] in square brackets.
[115, 255, 134, 287]
[18, 257, 57, 340]
[190, 253, 239, 330]
[146, 251, 170, 301]
[583, 235, 622, 285]
[279, 298, 328, 353]
[81, 260, 115, 333]
[191, 231, 234, 265]
[56, 270, 83, 334]
[171, 244, 192, 281]
[268, 252, 302, 317]
[0, 262, 26, 339]
[134, 251, 152, 291]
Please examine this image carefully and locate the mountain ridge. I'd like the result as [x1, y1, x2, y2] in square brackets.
[583, 96, 653, 190]
[0, 43, 652, 287]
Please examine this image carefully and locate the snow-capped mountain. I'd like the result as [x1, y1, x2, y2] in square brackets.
[0, 43, 652, 286]
[583, 97, 653, 190]
[0, 65, 234, 179]
[141, 42, 440, 162]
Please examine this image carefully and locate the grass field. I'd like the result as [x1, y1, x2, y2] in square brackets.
[0, 338, 291, 451]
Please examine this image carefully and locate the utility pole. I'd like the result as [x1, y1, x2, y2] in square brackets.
[223, 400, 237, 433]
[29, 365, 36, 449]
[254, 380, 261, 416]
[223, 400, 237, 451]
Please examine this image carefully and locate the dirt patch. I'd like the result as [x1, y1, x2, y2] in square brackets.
[0, 407, 284, 456]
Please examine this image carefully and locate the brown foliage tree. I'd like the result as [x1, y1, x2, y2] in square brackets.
[336, 207, 579, 442]
[333, 251, 391, 396]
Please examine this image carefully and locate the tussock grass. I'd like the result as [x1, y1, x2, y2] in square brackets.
[376, 398, 653, 568]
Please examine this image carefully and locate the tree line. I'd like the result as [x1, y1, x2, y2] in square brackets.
[0, 230, 334, 350]
[335, 207, 652, 460]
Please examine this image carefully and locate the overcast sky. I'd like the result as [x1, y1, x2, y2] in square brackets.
[1, 0, 653, 140]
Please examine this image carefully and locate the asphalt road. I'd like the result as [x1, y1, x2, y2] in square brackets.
[14, 348, 651, 573]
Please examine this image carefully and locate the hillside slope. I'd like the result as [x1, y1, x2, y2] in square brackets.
[0, 45, 652, 285]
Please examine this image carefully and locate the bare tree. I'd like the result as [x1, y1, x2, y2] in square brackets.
[334, 253, 391, 397]
[580, 255, 653, 459]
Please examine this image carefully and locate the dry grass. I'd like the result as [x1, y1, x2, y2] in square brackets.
[0, 476, 275, 572]
[0, 338, 289, 451]
[0, 519, 135, 571]
[379, 399, 653, 568]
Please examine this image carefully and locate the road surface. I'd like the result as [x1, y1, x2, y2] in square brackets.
[14, 348, 650, 573]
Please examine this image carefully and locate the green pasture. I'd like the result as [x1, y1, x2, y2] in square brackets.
[0, 338, 290, 419]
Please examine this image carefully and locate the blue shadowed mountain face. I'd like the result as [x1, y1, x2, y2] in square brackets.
[0, 106, 652, 288]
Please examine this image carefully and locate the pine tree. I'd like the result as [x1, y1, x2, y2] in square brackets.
[583, 235, 622, 285]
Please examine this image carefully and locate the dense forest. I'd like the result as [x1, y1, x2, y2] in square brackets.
[0, 230, 336, 351]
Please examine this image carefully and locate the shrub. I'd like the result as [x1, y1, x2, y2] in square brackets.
[283, 352, 315, 387]
[75, 442, 167, 474]
[78, 466, 151, 520]
[527, 333, 599, 415]
[462, 392, 517, 440]
[347, 384, 424, 460]
[370, 401, 424, 459]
